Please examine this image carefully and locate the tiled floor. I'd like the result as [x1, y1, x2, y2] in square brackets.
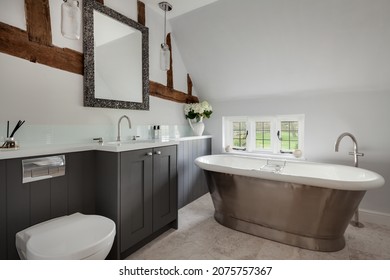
[126, 194, 390, 260]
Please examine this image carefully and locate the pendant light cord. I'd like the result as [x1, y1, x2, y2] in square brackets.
[163, 8, 167, 45]
[159, 2, 172, 47]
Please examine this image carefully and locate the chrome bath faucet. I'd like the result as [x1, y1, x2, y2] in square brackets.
[117, 115, 132, 142]
[334, 132, 364, 167]
[334, 132, 365, 228]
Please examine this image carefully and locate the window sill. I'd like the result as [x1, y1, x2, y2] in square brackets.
[222, 150, 306, 161]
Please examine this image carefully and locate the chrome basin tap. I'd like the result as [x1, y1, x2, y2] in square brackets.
[334, 132, 364, 167]
[117, 115, 131, 142]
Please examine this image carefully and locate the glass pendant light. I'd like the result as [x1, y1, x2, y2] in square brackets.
[159, 2, 172, 71]
[61, 0, 81, 40]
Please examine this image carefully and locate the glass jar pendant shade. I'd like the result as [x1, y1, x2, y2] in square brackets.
[61, 0, 81, 40]
[159, 2, 172, 71]
[160, 43, 170, 71]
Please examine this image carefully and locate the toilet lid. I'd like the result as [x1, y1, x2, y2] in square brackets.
[16, 213, 116, 260]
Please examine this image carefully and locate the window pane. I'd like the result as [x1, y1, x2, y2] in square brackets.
[280, 121, 299, 151]
[256, 121, 271, 150]
[281, 141, 290, 150]
[290, 141, 298, 150]
[232, 122, 247, 148]
[281, 122, 288, 130]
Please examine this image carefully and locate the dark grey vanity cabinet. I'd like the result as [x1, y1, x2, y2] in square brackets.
[96, 145, 178, 260]
[0, 160, 6, 260]
[0, 151, 96, 260]
[177, 137, 211, 208]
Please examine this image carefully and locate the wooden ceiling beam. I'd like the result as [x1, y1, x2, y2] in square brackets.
[150, 81, 199, 103]
[0, 22, 83, 74]
[25, 0, 52, 45]
[137, 0, 146, 26]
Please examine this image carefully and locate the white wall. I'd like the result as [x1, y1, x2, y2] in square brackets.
[0, 0, 190, 144]
[206, 89, 390, 215]
[171, 0, 390, 102]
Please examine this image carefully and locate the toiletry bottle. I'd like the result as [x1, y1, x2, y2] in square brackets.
[153, 126, 158, 139]
[157, 125, 161, 140]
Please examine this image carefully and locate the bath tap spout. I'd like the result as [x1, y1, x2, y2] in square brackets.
[334, 132, 364, 167]
[117, 115, 132, 142]
[334, 132, 365, 228]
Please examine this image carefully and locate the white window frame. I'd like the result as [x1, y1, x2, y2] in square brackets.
[250, 117, 275, 153]
[276, 115, 305, 154]
[223, 114, 305, 158]
[223, 116, 248, 150]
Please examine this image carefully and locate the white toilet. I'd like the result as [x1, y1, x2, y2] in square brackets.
[15, 213, 116, 260]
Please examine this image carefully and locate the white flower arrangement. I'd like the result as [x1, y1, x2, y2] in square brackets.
[184, 101, 213, 122]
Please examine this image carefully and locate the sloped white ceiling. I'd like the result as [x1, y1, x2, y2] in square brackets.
[170, 0, 390, 101]
[143, 0, 220, 19]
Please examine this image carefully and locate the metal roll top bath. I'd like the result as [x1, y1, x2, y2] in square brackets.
[195, 155, 385, 252]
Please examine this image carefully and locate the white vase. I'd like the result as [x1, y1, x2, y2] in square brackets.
[188, 118, 205, 136]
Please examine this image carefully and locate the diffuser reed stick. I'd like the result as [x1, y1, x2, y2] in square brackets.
[9, 120, 25, 138]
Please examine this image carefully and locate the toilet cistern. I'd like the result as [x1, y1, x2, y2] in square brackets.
[117, 115, 131, 142]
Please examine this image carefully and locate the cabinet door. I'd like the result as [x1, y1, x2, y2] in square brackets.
[152, 145, 177, 231]
[120, 149, 153, 252]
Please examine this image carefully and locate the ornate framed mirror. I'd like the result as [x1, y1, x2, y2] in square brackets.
[83, 0, 149, 110]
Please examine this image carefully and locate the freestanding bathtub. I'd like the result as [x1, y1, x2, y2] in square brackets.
[195, 154, 385, 252]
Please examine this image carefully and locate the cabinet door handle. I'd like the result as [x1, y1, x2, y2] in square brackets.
[146, 152, 153, 156]
[155, 151, 162, 155]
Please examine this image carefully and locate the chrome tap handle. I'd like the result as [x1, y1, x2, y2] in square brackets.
[349, 152, 364, 157]
[93, 137, 103, 144]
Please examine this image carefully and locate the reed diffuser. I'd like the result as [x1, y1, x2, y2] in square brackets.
[1, 120, 25, 150]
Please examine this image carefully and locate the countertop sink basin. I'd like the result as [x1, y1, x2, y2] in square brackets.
[104, 139, 155, 146]
[97, 138, 179, 153]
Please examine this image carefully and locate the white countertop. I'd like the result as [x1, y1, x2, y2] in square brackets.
[173, 135, 212, 141]
[0, 136, 212, 160]
[0, 140, 178, 160]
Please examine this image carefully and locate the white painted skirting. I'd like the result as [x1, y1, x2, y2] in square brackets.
[359, 209, 390, 227]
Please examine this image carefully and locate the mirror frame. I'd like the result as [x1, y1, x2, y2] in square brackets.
[83, 0, 149, 110]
